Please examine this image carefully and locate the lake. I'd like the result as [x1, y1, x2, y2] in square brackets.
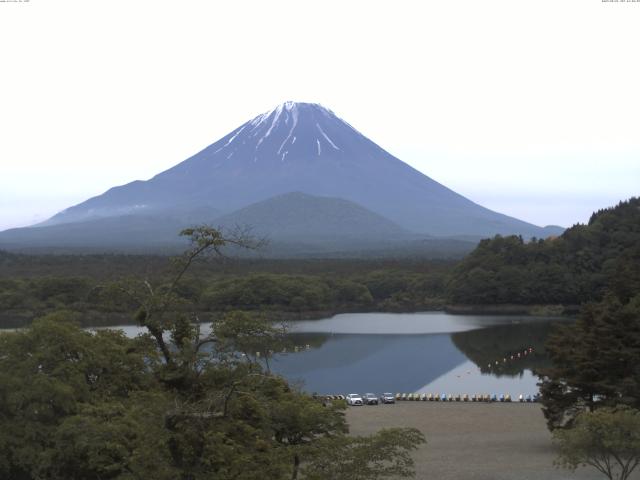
[109, 311, 563, 397]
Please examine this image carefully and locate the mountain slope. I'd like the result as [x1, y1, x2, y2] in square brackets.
[40, 102, 562, 238]
[0, 215, 192, 252]
[214, 192, 408, 240]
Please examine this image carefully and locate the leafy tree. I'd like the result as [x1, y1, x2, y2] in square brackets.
[554, 406, 640, 480]
[538, 294, 640, 429]
[0, 313, 166, 480]
[47, 395, 176, 480]
[302, 428, 426, 480]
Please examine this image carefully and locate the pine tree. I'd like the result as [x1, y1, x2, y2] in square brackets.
[538, 293, 640, 429]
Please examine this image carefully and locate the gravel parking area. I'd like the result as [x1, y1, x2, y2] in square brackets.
[346, 402, 631, 480]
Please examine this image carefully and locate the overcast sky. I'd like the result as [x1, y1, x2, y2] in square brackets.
[1, 0, 638, 231]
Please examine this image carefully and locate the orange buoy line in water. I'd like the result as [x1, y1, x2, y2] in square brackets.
[486, 347, 534, 370]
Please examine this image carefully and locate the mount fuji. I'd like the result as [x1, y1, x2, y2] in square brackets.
[0, 102, 562, 253]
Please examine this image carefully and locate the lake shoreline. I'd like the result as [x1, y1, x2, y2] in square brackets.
[0, 304, 575, 330]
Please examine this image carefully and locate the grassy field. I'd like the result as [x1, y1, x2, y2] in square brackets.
[346, 402, 626, 480]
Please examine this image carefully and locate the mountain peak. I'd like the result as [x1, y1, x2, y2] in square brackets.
[248, 101, 337, 133]
[275, 101, 332, 113]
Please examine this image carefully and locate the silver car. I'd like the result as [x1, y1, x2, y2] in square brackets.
[363, 393, 379, 405]
[346, 393, 363, 406]
[380, 392, 395, 404]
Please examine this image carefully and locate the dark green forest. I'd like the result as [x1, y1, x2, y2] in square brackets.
[447, 197, 640, 306]
[0, 255, 452, 328]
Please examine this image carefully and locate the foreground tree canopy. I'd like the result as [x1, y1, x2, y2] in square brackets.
[0, 227, 425, 480]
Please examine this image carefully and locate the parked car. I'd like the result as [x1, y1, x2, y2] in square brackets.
[363, 393, 379, 405]
[380, 392, 395, 404]
[346, 393, 363, 406]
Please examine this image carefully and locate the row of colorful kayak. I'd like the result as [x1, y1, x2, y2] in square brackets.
[395, 393, 539, 402]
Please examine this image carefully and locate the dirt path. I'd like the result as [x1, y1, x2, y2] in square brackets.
[346, 402, 632, 480]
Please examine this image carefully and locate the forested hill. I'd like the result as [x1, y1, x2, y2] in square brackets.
[446, 197, 640, 306]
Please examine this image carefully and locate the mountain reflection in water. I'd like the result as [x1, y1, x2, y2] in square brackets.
[267, 312, 562, 395]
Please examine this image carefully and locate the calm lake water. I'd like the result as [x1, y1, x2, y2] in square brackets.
[109, 312, 562, 397]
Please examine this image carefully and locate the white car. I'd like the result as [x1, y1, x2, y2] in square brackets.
[346, 393, 363, 406]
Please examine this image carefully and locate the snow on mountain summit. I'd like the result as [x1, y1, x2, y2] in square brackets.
[207, 101, 358, 164]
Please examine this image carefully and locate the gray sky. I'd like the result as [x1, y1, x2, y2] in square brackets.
[1, 0, 638, 231]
